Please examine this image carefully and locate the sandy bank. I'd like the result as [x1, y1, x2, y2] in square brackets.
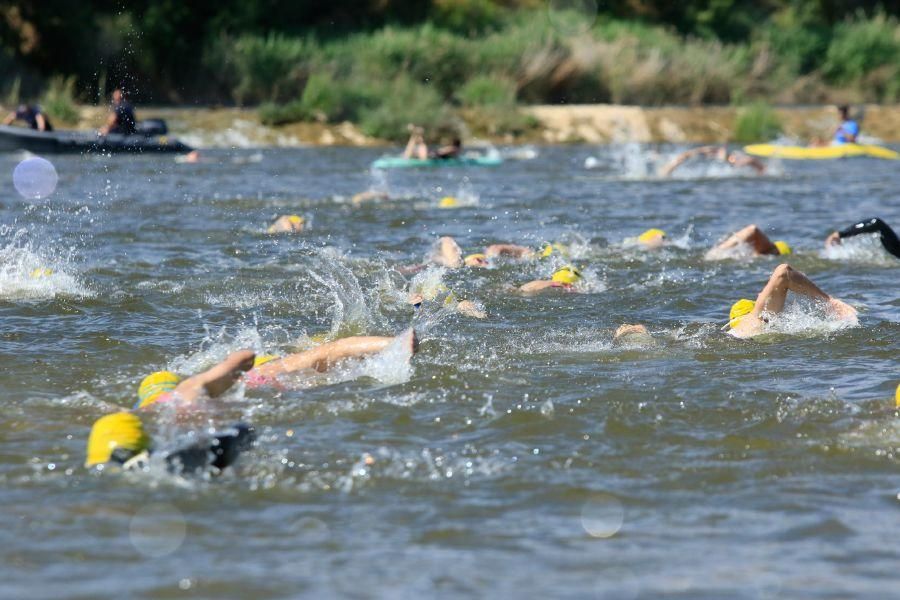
[48, 103, 900, 147]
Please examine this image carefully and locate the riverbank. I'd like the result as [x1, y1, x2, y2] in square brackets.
[42, 103, 900, 147]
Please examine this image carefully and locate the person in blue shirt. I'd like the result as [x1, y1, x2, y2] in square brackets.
[833, 105, 859, 144]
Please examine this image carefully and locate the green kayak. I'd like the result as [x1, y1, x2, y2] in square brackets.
[371, 155, 503, 169]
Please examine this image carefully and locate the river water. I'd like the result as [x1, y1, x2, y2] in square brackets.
[1, 145, 897, 599]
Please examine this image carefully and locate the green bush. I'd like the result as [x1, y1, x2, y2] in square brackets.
[822, 13, 900, 85]
[225, 33, 311, 104]
[41, 76, 79, 124]
[358, 76, 451, 141]
[733, 102, 781, 143]
[456, 75, 517, 106]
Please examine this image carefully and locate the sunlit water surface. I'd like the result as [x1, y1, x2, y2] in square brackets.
[1, 145, 897, 599]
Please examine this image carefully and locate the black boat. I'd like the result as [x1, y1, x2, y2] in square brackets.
[0, 119, 192, 154]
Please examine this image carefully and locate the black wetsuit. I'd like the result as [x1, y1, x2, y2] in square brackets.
[837, 218, 900, 259]
[14, 105, 53, 131]
[109, 101, 137, 135]
[111, 423, 256, 473]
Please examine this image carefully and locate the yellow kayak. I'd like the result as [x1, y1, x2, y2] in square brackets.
[744, 143, 899, 160]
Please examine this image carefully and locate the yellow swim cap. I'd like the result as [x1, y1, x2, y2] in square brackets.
[637, 229, 666, 244]
[253, 354, 280, 368]
[30, 267, 53, 278]
[464, 253, 488, 267]
[439, 196, 458, 208]
[895, 383, 899, 408]
[774, 240, 792, 255]
[85, 412, 150, 467]
[137, 371, 181, 409]
[729, 298, 756, 328]
[288, 215, 304, 225]
[551, 265, 582, 285]
[540, 243, 569, 258]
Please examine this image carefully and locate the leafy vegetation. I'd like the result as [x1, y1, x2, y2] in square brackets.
[2, 2, 899, 138]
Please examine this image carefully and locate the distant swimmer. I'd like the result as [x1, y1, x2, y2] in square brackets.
[613, 323, 656, 346]
[727, 264, 857, 339]
[2, 104, 53, 131]
[267, 214, 306, 234]
[825, 218, 900, 259]
[408, 289, 486, 319]
[352, 190, 390, 205]
[519, 265, 581, 294]
[706, 224, 791, 259]
[99, 88, 137, 136]
[630, 228, 668, 249]
[403, 125, 462, 160]
[661, 145, 766, 176]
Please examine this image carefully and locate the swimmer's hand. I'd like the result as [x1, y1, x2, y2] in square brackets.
[825, 231, 841, 247]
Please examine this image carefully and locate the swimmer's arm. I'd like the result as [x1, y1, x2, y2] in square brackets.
[754, 264, 830, 316]
[35, 113, 49, 131]
[256, 336, 394, 375]
[174, 350, 256, 402]
[518, 280, 560, 294]
[485, 244, 533, 258]
[713, 224, 778, 255]
[2, 112, 15, 125]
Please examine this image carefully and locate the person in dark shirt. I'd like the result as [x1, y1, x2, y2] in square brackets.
[3, 104, 53, 131]
[99, 88, 137, 135]
[825, 218, 900, 259]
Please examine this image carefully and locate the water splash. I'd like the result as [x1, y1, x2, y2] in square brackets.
[820, 234, 897, 266]
[0, 227, 90, 300]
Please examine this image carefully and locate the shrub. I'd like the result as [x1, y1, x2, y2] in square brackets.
[226, 33, 310, 104]
[733, 102, 781, 143]
[358, 76, 452, 141]
[456, 75, 517, 106]
[41, 76, 80, 124]
[822, 13, 900, 85]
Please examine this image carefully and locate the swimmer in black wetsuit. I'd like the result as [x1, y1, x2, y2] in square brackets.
[85, 411, 255, 474]
[825, 218, 900, 259]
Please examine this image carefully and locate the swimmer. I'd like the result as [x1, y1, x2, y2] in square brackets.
[485, 244, 535, 260]
[430, 236, 464, 268]
[352, 190, 390, 205]
[613, 323, 657, 346]
[408, 291, 486, 319]
[727, 264, 857, 339]
[630, 228, 667, 249]
[661, 145, 766, 176]
[85, 411, 255, 473]
[519, 265, 581, 294]
[706, 224, 791, 259]
[403, 125, 428, 160]
[267, 214, 305, 234]
[825, 218, 900, 259]
[896, 383, 899, 408]
[137, 330, 418, 409]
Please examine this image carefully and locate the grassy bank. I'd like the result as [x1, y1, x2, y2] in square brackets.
[199, 9, 900, 141]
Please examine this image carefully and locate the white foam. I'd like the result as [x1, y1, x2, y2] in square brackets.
[0, 227, 91, 301]
[820, 234, 896, 266]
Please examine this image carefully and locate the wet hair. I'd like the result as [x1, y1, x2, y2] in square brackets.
[838, 105, 850, 116]
[452, 138, 461, 147]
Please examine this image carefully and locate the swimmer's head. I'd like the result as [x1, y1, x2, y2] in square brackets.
[540, 243, 568, 258]
[895, 383, 899, 408]
[253, 355, 280, 368]
[551, 265, 581, 285]
[287, 215, 304, 226]
[439, 196, 458, 208]
[85, 412, 150, 467]
[30, 267, 53, 278]
[464, 253, 488, 267]
[729, 298, 756, 328]
[637, 228, 666, 246]
[773, 240, 792, 255]
[137, 371, 181, 409]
